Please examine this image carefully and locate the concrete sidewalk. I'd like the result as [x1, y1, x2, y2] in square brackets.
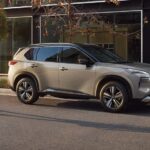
[0, 88, 16, 96]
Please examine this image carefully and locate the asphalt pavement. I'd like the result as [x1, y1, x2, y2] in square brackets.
[0, 93, 150, 150]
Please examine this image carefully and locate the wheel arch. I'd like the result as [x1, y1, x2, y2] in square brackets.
[13, 72, 39, 91]
[96, 75, 133, 99]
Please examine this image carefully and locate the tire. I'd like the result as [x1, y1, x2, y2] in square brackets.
[16, 78, 39, 104]
[99, 81, 129, 113]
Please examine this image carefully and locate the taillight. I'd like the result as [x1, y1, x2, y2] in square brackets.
[8, 60, 18, 66]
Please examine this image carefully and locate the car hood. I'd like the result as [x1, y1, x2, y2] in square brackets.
[95, 62, 150, 73]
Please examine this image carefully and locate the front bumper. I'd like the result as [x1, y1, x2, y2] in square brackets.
[134, 77, 150, 99]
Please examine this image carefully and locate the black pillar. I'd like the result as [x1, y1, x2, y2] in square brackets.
[143, 11, 150, 63]
[33, 14, 41, 44]
[143, 0, 150, 63]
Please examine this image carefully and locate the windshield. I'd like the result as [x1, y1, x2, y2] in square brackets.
[80, 45, 127, 63]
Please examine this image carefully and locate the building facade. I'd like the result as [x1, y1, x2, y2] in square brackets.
[0, 0, 149, 73]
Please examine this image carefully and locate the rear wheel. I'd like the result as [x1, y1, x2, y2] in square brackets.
[99, 81, 129, 113]
[16, 78, 39, 104]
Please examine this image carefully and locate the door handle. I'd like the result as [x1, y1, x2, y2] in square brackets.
[60, 67, 68, 71]
[31, 64, 38, 68]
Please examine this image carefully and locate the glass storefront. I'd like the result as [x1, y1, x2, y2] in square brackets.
[0, 17, 32, 73]
[41, 12, 141, 62]
[2, 0, 31, 7]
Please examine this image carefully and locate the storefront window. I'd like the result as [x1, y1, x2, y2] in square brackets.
[115, 13, 141, 62]
[2, 0, 31, 7]
[41, 12, 141, 62]
[41, 16, 64, 43]
[0, 17, 31, 73]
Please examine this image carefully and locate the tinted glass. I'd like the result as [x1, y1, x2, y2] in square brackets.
[61, 47, 87, 64]
[24, 48, 37, 60]
[80, 45, 126, 63]
[37, 47, 59, 62]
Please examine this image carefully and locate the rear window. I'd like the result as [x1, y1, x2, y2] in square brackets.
[24, 48, 38, 60]
[36, 47, 60, 62]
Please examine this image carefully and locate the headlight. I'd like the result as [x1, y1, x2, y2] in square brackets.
[126, 68, 150, 77]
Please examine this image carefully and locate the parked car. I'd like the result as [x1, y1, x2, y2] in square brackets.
[8, 43, 150, 112]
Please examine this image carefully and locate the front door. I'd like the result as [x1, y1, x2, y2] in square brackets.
[59, 46, 95, 95]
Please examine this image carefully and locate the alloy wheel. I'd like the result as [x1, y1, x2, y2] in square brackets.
[18, 81, 33, 102]
[102, 85, 124, 110]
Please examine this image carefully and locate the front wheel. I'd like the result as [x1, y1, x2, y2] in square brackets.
[99, 81, 129, 113]
[16, 78, 39, 104]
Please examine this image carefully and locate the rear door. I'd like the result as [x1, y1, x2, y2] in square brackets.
[26, 46, 61, 90]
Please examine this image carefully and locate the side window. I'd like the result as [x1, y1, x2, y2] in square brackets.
[24, 48, 37, 60]
[36, 47, 59, 62]
[61, 47, 87, 64]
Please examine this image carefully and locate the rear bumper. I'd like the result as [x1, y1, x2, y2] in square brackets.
[7, 78, 15, 91]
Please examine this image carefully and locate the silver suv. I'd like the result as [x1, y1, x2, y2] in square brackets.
[8, 43, 150, 112]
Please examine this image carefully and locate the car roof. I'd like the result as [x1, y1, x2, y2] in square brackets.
[29, 43, 96, 48]
[30, 43, 76, 47]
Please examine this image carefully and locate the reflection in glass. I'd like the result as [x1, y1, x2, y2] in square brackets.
[41, 12, 141, 62]
[0, 17, 31, 73]
[3, 0, 31, 7]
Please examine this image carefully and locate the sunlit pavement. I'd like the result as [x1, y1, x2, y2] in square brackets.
[0, 95, 150, 150]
